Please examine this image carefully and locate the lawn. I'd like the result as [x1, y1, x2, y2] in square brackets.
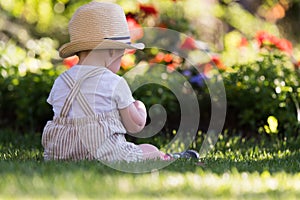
[0, 131, 300, 200]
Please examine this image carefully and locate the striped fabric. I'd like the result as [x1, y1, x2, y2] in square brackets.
[41, 68, 143, 162]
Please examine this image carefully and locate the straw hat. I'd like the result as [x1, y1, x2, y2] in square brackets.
[59, 2, 145, 58]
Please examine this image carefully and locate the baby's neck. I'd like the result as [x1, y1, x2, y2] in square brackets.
[77, 50, 109, 67]
[78, 59, 106, 67]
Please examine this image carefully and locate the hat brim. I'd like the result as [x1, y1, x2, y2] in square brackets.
[59, 40, 145, 58]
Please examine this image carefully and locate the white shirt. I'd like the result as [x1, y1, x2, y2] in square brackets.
[47, 65, 135, 117]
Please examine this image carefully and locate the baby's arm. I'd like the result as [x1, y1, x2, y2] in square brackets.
[119, 100, 147, 133]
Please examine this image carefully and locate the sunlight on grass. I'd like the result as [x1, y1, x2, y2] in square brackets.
[1, 132, 300, 199]
[1, 163, 300, 199]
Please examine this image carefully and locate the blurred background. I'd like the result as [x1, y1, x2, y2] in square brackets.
[0, 0, 299, 148]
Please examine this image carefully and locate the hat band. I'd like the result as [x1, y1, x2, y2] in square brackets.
[104, 36, 131, 44]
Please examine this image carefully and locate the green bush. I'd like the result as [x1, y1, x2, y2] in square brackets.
[0, 68, 61, 131]
[0, 40, 64, 132]
[0, 1, 299, 142]
[223, 50, 299, 136]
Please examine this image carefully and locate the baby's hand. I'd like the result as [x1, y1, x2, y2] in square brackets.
[134, 100, 146, 111]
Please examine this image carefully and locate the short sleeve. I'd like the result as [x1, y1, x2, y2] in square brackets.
[113, 77, 135, 109]
[47, 87, 54, 105]
[46, 78, 61, 106]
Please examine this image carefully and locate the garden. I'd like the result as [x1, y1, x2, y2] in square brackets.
[0, 0, 300, 199]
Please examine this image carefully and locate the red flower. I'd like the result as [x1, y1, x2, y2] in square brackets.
[121, 54, 135, 70]
[211, 55, 226, 70]
[167, 63, 177, 72]
[256, 30, 293, 55]
[154, 52, 165, 63]
[274, 38, 293, 55]
[239, 37, 249, 48]
[126, 17, 144, 41]
[180, 37, 197, 50]
[63, 55, 79, 68]
[164, 54, 173, 63]
[256, 31, 277, 47]
[203, 63, 213, 76]
[139, 4, 158, 16]
[166, 55, 181, 72]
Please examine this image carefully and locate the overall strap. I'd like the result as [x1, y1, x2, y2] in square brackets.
[60, 73, 94, 117]
[59, 67, 105, 117]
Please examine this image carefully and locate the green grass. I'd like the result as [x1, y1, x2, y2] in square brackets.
[1, 130, 300, 199]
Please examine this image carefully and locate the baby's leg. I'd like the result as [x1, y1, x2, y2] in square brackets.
[138, 144, 165, 160]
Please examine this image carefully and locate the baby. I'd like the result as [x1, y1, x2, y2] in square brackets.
[41, 2, 199, 162]
[41, 2, 167, 162]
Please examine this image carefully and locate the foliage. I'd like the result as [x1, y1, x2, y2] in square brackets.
[0, 0, 90, 44]
[121, 0, 300, 138]
[0, 40, 65, 131]
[0, 0, 299, 140]
[219, 31, 300, 136]
[223, 51, 299, 136]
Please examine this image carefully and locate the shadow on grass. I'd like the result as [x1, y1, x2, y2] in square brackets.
[1, 130, 300, 175]
[0, 153, 299, 177]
